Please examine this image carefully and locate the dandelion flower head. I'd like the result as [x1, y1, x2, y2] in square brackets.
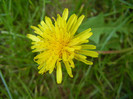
[27, 8, 98, 84]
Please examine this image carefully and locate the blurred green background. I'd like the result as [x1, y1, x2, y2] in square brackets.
[0, 0, 133, 99]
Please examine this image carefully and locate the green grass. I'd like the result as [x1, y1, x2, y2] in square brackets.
[0, 0, 133, 99]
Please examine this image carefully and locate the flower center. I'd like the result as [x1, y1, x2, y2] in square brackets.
[49, 39, 69, 57]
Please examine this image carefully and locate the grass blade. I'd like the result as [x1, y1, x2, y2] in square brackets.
[0, 70, 13, 99]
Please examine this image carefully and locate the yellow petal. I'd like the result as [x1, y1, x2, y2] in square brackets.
[74, 53, 86, 60]
[62, 51, 67, 61]
[78, 40, 89, 45]
[70, 15, 85, 36]
[69, 52, 75, 59]
[46, 55, 53, 65]
[69, 59, 75, 68]
[77, 50, 99, 57]
[34, 51, 49, 60]
[74, 28, 91, 38]
[27, 34, 40, 42]
[74, 29, 92, 41]
[45, 16, 54, 31]
[38, 24, 45, 32]
[74, 54, 93, 65]
[62, 8, 69, 21]
[31, 26, 43, 36]
[49, 56, 58, 74]
[57, 14, 67, 30]
[64, 47, 75, 52]
[38, 64, 47, 74]
[35, 53, 49, 65]
[38, 63, 45, 70]
[40, 21, 49, 29]
[32, 48, 46, 52]
[64, 61, 73, 78]
[56, 61, 62, 84]
[80, 32, 93, 41]
[54, 20, 61, 39]
[69, 31, 92, 46]
[56, 14, 61, 27]
[44, 54, 57, 74]
[81, 45, 96, 49]
[67, 14, 77, 31]
[72, 46, 82, 50]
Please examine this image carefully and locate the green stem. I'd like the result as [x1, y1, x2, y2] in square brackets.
[98, 47, 133, 54]
[0, 70, 13, 99]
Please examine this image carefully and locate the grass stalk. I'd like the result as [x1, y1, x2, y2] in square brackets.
[0, 70, 13, 99]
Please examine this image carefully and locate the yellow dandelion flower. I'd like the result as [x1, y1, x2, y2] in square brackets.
[27, 8, 98, 84]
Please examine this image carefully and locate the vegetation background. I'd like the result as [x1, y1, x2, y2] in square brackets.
[0, 0, 133, 99]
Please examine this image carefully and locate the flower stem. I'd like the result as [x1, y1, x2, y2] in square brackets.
[98, 47, 133, 54]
